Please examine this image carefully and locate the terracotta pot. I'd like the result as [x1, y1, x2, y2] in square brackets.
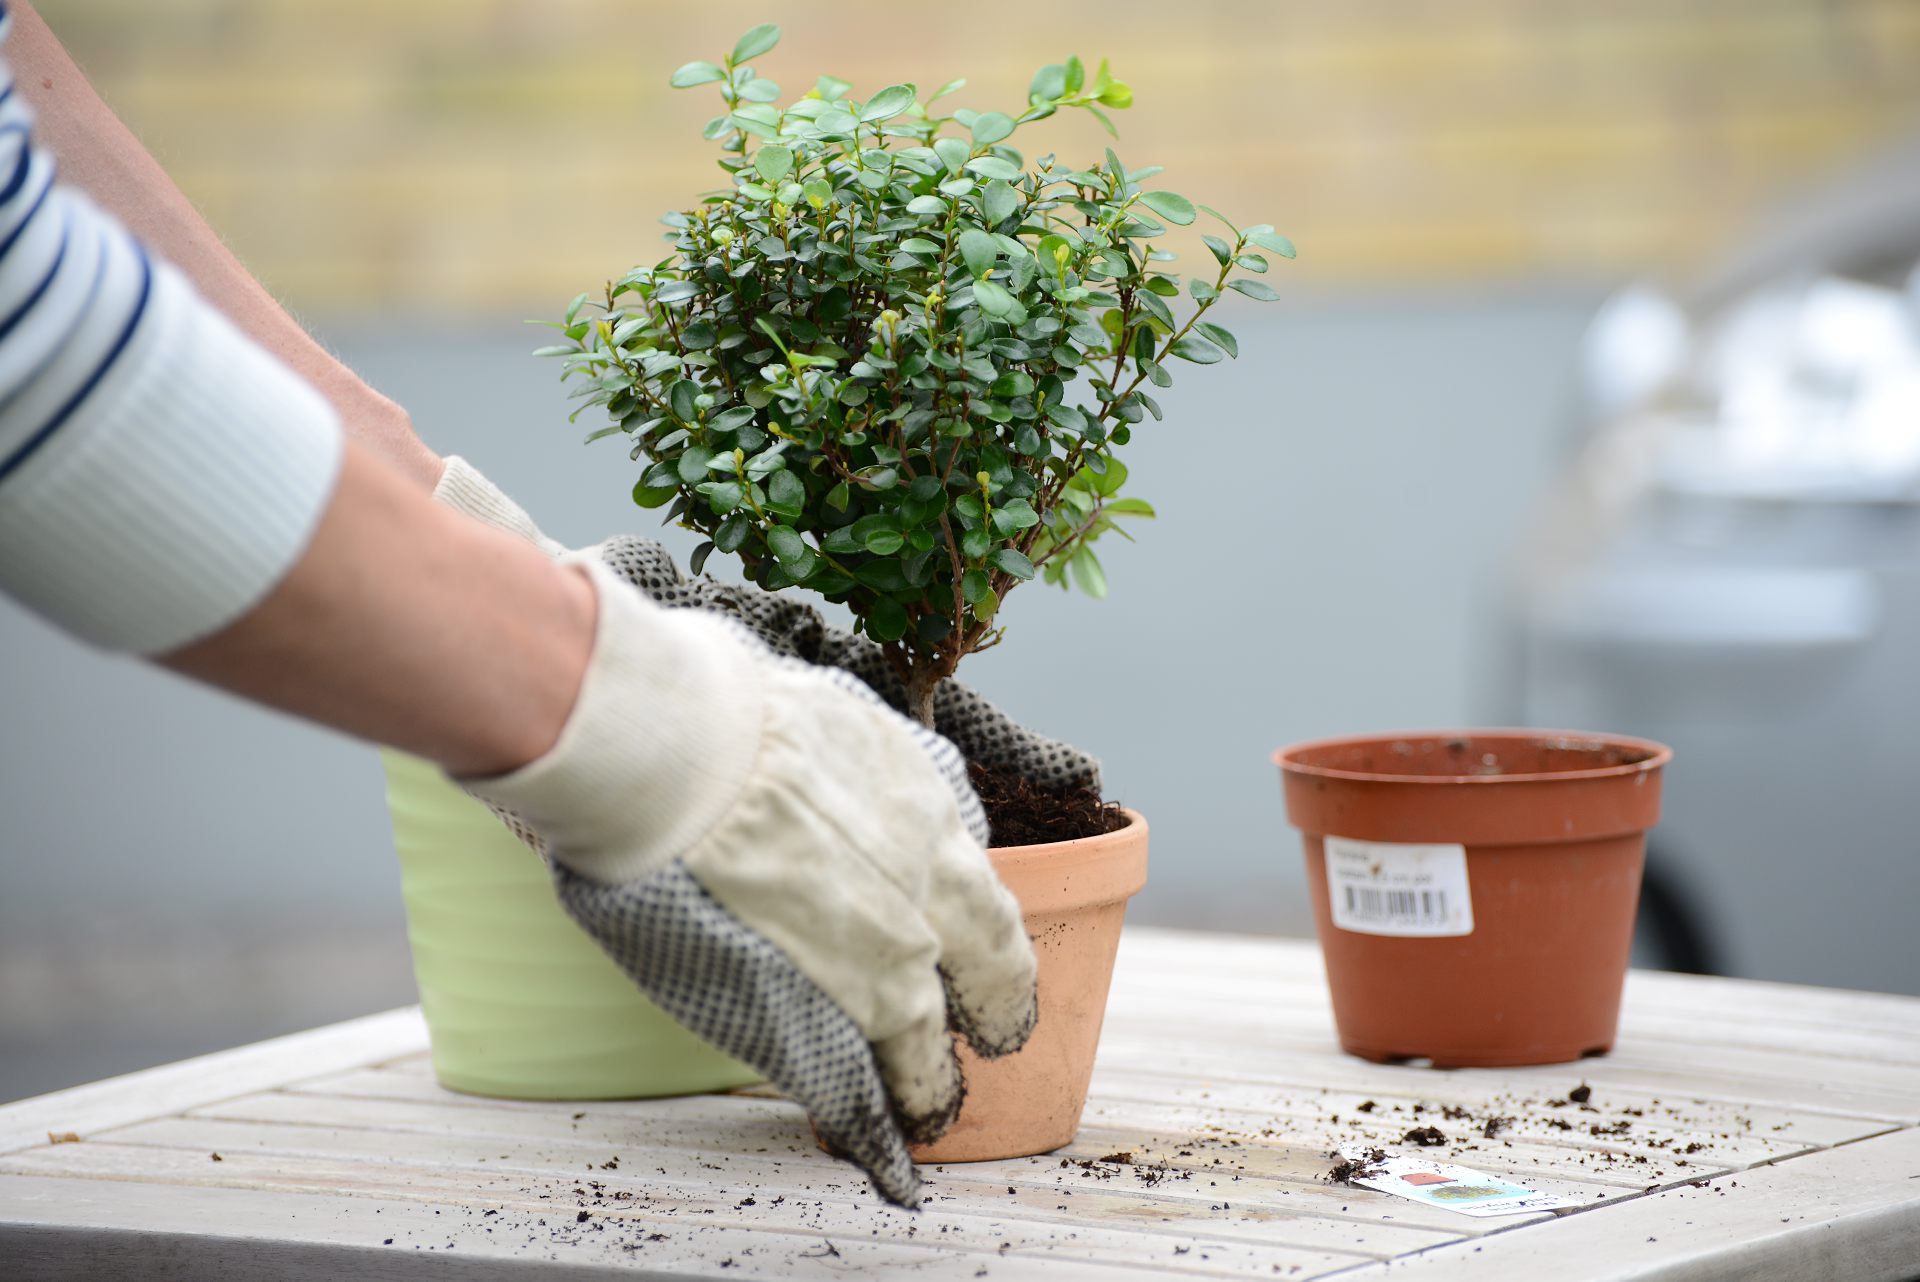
[912, 809, 1149, 1163]
[1276, 731, 1670, 1068]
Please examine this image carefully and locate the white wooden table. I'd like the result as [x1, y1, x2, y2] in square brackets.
[3, 928, 1918, 1280]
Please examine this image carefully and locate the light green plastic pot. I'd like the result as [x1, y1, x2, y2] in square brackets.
[382, 749, 759, 1099]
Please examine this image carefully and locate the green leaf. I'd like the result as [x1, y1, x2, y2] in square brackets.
[990, 498, 1040, 533]
[971, 279, 1023, 321]
[670, 60, 726, 88]
[753, 144, 794, 182]
[703, 479, 745, 513]
[991, 548, 1036, 579]
[689, 540, 715, 576]
[865, 595, 909, 642]
[961, 568, 994, 605]
[729, 24, 780, 65]
[1088, 455, 1129, 496]
[990, 370, 1034, 398]
[1195, 321, 1238, 358]
[709, 405, 757, 432]
[965, 155, 1021, 182]
[1201, 234, 1234, 268]
[961, 526, 992, 559]
[564, 291, 590, 324]
[1169, 334, 1225, 364]
[677, 446, 715, 484]
[714, 515, 750, 553]
[980, 180, 1019, 228]
[668, 379, 699, 421]
[898, 237, 942, 255]
[970, 111, 1016, 145]
[1198, 204, 1239, 234]
[1249, 229, 1297, 259]
[863, 528, 905, 555]
[1228, 278, 1281, 302]
[814, 74, 852, 101]
[1104, 497, 1156, 517]
[766, 469, 805, 516]
[929, 77, 968, 102]
[906, 194, 948, 215]
[932, 137, 971, 176]
[861, 83, 917, 122]
[1070, 547, 1108, 598]
[1138, 190, 1196, 225]
[766, 525, 807, 564]
[631, 479, 677, 509]
[957, 228, 998, 278]
[1029, 63, 1067, 102]
[826, 481, 851, 512]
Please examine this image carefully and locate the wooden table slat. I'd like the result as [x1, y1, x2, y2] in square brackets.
[4, 927, 1917, 1280]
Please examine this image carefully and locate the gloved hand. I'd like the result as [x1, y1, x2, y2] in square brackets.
[460, 555, 1037, 1206]
[432, 456, 1101, 797]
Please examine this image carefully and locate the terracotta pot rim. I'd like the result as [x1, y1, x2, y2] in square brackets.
[1274, 728, 1671, 786]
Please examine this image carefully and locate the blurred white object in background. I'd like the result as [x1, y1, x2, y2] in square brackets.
[1581, 284, 1691, 421]
[1513, 141, 1920, 993]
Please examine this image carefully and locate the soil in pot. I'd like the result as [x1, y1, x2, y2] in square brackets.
[967, 761, 1128, 846]
[898, 766, 1145, 1165]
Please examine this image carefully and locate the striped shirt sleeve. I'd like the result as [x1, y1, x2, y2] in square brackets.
[0, 2, 343, 653]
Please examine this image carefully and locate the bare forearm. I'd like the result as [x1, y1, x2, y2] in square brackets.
[164, 442, 595, 777]
[8, 2, 443, 491]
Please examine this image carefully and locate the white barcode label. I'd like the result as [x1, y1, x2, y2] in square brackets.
[1325, 837, 1474, 937]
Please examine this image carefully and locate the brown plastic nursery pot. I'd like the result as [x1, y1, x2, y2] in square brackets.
[1276, 731, 1670, 1068]
[910, 809, 1149, 1163]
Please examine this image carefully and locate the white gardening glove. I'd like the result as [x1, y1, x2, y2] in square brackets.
[433, 456, 1100, 797]
[459, 557, 1037, 1206]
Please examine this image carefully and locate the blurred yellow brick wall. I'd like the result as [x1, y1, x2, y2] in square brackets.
[41, 0, 1920, 311]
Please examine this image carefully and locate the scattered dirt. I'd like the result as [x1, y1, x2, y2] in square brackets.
[45, 1131, 79, 1145]
[1568, 1083, 1593, 1104]
[1327, 1147, 1388, 1184]
[968, 761, 1126, 848]
[1481, 1116, 1513, 1139]
[1402, 1126, 1448, 1147]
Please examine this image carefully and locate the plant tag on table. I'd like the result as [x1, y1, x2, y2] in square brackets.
[1342, 1149, 1572, 1217]
[1324, 836, 1474, 937]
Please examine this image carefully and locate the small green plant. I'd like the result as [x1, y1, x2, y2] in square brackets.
[544, 23, 1290, 726]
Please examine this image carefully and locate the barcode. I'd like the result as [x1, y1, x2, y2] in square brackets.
[1343, 885, 1449, 925]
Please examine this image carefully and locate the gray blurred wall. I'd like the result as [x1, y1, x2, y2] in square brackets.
[0, 292, 1595, 1101]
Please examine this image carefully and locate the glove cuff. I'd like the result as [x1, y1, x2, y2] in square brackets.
[432, 456, 565, 556]
[459, 555, 766, 883]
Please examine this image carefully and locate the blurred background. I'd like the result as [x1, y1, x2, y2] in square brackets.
[6, 0, 1920, 1102]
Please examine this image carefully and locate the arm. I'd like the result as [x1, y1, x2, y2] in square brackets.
[4, 1, 443, 491]
[163, 442, 595, 776]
